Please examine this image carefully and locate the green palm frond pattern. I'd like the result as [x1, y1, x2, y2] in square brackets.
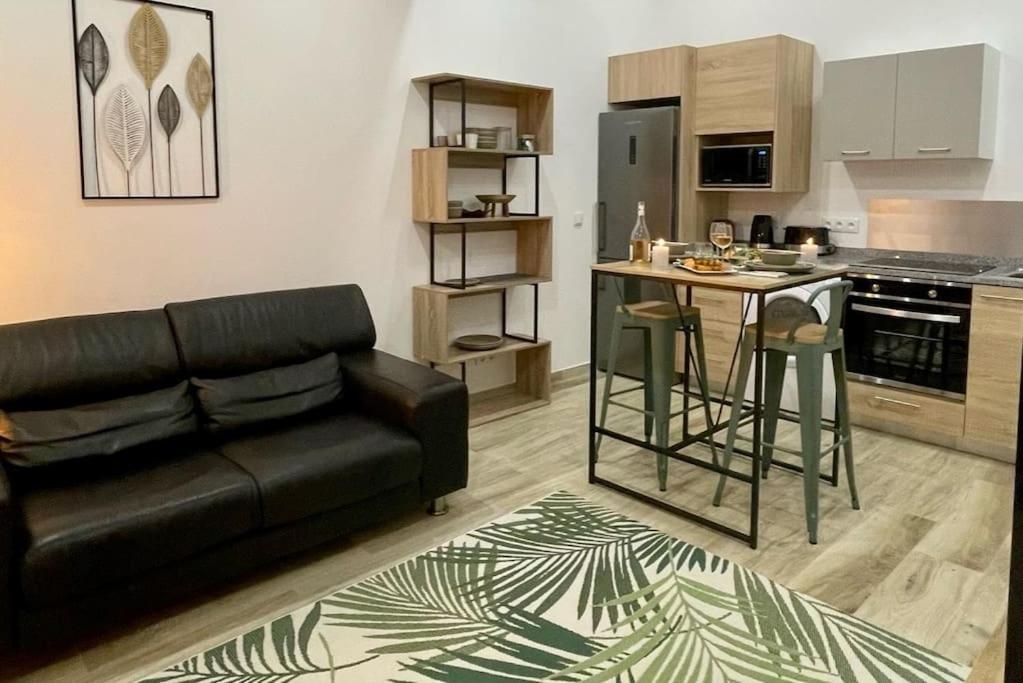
[138, 491, 969, 682]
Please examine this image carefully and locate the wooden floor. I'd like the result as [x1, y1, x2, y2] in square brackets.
[1, 370, 1012, 682]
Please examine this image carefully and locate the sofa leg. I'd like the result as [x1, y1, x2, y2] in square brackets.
[428, 496, 449, 516]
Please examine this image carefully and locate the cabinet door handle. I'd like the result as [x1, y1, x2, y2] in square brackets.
[918, 146, 952, 153]
[840, 150, 871, 156]
[981, 294, 1023, 303]
[874, 396, 921, 409]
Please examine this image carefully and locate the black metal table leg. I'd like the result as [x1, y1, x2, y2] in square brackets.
[589, 270, 599, 479]
[683, 286, 692, 439]
[750, 292, 765, 549]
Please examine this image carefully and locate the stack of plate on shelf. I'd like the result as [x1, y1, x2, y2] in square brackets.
[467, 127, 498, 149]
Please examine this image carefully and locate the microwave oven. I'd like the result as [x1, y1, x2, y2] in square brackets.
[700, 143, 772, 187]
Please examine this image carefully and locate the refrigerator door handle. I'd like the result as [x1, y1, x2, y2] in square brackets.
[598, 202, 607, 252]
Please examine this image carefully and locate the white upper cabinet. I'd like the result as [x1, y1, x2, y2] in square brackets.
[821, 55, 898, 161]
[823, 44, 999, 161]
[894, 44, 999, 159]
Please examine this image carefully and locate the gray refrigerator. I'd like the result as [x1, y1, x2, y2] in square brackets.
[596, 106, 680, 380]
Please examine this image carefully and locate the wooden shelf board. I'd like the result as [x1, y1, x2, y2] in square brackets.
[430, 337, 550, 365]
[421, 146, 552, 157]
[696, 186, 795, 193]
[416, 274, 550, 297]
[469, 384, 550, 427]
[413, 73, 552, 95]
[419, 215, 553, 226]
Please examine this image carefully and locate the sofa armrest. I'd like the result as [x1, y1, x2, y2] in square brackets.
[338, 350, 468, 501]
[0, 463, 13, 650]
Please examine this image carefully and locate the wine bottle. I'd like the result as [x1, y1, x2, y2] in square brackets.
[630, 201, 651, 264]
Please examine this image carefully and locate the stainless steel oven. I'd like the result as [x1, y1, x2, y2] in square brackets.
[843, 272, 972, 399]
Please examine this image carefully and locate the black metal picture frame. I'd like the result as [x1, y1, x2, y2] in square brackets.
[70, 0, 221, 200]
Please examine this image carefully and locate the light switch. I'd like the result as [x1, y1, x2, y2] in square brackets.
[573, 211, 584, 228]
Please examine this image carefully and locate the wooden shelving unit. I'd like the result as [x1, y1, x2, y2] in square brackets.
[411, 74, 554, 426]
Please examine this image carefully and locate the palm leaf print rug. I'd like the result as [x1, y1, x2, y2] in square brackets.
[140, 491, 969, 682]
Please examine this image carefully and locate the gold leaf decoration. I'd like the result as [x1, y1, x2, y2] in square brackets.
[128, 3, 169, 90]
[186, 54, 213, 118]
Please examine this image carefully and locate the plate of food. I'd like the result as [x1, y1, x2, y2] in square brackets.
[673, 257, 737, 275]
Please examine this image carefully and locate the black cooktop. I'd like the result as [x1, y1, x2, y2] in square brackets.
[853, 257, 995, 276]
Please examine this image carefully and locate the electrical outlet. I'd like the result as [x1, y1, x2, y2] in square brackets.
[823, 217, 861, 234]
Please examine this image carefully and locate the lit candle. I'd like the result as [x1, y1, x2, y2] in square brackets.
[652, 239, 670, 269]
[801, 238, 819, 264]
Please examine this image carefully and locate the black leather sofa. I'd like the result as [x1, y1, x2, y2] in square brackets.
[0, 285, 468, 650]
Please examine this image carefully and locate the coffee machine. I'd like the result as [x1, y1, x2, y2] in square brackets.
[750, 214, 775, 249]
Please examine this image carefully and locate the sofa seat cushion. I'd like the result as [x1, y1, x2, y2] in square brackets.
[217, 410, 421, 527]
[0, 381, 197, 468]
[193, 353, 342, 432]
[17, 442, 259, 608]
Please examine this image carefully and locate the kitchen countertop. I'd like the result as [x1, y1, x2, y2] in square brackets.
[818, 247, 1023, 289]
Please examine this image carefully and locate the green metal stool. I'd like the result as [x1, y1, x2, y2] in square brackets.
[596, 300, 718, 492]
[713, 281, 859, 544]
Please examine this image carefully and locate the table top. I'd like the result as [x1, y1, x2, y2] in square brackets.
[592, 261, 850, 293]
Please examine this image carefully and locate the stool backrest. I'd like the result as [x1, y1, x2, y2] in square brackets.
[806, 280, 853, 345]
[761, 280, 852, 346]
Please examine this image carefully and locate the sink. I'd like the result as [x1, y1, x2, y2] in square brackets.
[1002, 269, 1023, 279]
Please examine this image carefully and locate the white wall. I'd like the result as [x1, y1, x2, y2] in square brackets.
[0, 0, 615, 377]
[1, 0, 1021, 377]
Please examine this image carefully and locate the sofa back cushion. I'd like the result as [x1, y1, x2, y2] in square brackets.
[165, 285, 376, 377]
[0, 310, 183, 411]
[0, 382, 197, 468]
[193, 353, 342, 432]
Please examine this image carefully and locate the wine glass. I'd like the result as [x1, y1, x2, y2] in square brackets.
[710, 223, 734, 257]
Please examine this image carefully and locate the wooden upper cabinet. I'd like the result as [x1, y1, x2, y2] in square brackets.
[608, 46, 685, 103]
[894, 44, 999, 160]
[693, 36, 782, 134]
[693, 35, 814, 192]
[964, 285, 1023, 463]
[821, 55, 898, 161]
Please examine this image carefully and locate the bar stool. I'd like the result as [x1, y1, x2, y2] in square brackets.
[596, 299, 718, 492]
[712, 281, 859, 544]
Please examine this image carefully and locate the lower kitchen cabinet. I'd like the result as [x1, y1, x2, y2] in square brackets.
[675, 287, 742, 393]
[847, 380, 966, 447]
[964, 285, 1023, 462]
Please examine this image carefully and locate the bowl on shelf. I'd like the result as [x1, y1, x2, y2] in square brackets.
[476, 194, 516, 217]
[761, 249, 800, 266]
[453, 334, 504, 351]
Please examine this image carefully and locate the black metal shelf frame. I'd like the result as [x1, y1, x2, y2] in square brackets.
[423, 77, 545, 387]
[427, 77, 542, 217]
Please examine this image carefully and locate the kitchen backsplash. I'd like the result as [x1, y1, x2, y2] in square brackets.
[868, 198, 1023, 257]
[724, 197, 1023, 258]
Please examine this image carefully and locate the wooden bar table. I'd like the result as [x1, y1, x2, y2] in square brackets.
[588, 260, 850, 548]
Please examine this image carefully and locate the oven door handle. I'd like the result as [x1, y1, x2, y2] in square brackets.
[850, 303, 961, 324]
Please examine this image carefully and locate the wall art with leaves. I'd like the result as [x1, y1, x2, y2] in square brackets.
[72, 0, 219, 199]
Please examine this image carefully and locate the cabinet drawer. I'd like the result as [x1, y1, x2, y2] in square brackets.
[675, 316, 741, 392]
[848, 380, 965, 442]
[690, 287, 743, 324]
